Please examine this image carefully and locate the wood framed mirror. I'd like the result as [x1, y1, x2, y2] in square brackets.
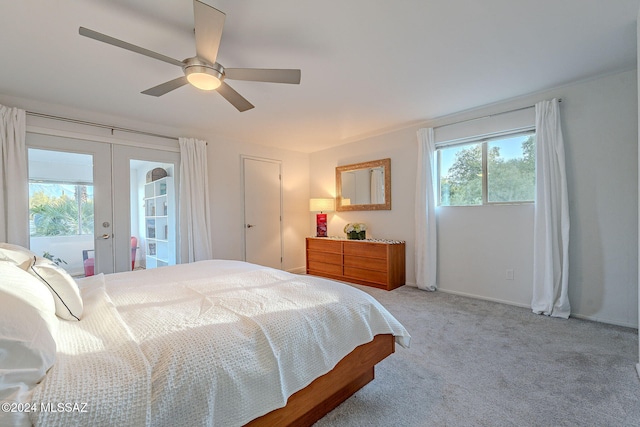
[336, 158, 391, 211]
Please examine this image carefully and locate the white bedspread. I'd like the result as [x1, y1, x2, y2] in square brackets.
[29, 260, 410, 427]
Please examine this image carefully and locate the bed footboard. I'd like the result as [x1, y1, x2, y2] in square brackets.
[245, 333, 395, 427]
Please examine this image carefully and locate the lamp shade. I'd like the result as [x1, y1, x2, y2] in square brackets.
[309, 198, 335, 212]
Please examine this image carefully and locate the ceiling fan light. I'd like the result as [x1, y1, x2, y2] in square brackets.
[185, 65, 223, 90]
[187, 72, 221, 90]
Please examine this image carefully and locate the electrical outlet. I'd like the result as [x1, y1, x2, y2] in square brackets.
[506, 269, 514, 280]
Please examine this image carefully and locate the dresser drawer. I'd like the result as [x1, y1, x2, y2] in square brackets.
[308, 260, 343, 276]
[307, 250, 342, 266]
[344, 255, 386, 272]
[343, 242, 387, 259]
[344, 266, 388, 285]
[307, 238, 342, 254]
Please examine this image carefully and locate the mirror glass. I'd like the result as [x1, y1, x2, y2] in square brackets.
[336, 158, 391, 211]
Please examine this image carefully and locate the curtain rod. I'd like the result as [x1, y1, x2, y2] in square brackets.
[26, 111, 179, 142]
[434, 98, 562, 130]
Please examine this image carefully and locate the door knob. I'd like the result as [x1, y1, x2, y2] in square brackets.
[100, 233, 111, 239]
[246, 224, 255, 228]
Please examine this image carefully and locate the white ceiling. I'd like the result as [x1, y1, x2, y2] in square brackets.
[1, 0, 638, 153]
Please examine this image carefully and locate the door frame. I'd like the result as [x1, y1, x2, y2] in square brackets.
[241, 155, 283, 268]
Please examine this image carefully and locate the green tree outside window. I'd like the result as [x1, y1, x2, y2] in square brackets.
[29, 183, 94, 236]
[439, 134, 535, 206]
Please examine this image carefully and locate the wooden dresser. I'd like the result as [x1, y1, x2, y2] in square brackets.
[306, 237, 406, 290]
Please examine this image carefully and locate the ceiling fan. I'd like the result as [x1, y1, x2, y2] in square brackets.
[79, 0, 301, 112]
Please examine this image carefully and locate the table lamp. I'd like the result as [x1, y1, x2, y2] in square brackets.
[309, 198, 335, 237]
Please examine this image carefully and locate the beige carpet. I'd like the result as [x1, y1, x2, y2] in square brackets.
[314, 284, 640, 427]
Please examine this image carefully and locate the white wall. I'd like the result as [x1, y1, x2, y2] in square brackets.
[561, 71, 638, 327]
[437, 204, 534, 306]
[204, 135, 310, 273]
[310, 69, 639, 328]
[310, 126, 418, 276]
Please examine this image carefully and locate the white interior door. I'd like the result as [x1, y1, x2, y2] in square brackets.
[27, 133, 114, 275]
[243, 156, 282, 269]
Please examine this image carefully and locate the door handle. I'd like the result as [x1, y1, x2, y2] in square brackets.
[246, 224, 255, 228]
[100, 233, 111, 239]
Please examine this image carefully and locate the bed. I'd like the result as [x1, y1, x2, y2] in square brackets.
[0, 247, 410, 427]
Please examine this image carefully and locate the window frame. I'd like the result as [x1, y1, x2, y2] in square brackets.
[436, 129, 536, 207]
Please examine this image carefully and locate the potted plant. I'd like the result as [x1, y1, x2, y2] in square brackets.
[344, 223, 367, 240]
[42, 251, 67, 266]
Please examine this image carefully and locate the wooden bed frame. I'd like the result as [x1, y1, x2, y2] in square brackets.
[245, 334, 395, 427]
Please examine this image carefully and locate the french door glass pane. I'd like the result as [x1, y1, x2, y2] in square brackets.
[130, 160, 176, 270]
[28, 148, 95, 276]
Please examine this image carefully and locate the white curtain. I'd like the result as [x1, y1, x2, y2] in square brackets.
[0, 105, 28, 246]
[370, 168, 384, 204]
[178, 137, 213, 262]
[415, 128, 437, 291]
[531, 98, 570, 318]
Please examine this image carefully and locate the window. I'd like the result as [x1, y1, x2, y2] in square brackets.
[438, 132, 535, 206]
[29, 181, 94, 236]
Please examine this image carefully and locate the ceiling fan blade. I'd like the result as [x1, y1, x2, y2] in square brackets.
[224, 68, 301, 84]
[217, 82, 254, 112]
[193, 0, 225, 65]
[142, 77, 189, 97]
[79, 27, 184, 68]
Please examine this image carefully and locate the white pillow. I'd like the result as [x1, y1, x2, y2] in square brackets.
[0, 261, 57, 408]
[0, 242, 36, 270]
[29, 258, 84, 321]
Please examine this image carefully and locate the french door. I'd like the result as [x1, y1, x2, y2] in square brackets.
[27, 132, 180, 276]
[27, 133, 115, 275]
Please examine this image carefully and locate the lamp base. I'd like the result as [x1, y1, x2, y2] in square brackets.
[316, 213, 327, 237]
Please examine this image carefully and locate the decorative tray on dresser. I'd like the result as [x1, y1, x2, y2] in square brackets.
[306, 237, 406, 291]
